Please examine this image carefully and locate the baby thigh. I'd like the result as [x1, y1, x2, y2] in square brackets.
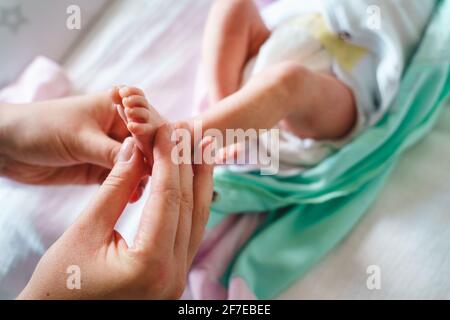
[279, 65, 357, 140]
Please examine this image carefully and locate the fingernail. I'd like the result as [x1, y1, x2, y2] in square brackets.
[118, 138, 135, 163]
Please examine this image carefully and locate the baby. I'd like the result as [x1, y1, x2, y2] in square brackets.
[110, 0, 437, 173]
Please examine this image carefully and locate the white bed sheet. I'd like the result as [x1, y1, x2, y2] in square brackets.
[1, 0, 449, 299]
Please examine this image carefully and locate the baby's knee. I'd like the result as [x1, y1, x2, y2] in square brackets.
[272, 62, 309, 86]
[264, 62, 312, 109]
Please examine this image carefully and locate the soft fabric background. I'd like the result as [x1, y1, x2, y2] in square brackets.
[0, 0, 449, 299]
[0, 0, 108, 87]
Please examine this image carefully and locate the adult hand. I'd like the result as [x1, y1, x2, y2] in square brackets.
[17, 125, 214, 299]
[0, 93, 129, 185]
[203, 0, 270, 103]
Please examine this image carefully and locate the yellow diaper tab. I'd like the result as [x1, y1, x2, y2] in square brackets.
[292, 14, 368, 71]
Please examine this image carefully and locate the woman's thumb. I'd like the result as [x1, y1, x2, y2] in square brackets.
[76, 138, 146, 233]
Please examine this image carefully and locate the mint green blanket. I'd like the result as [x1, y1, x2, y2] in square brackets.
[209, 0, 450, 299]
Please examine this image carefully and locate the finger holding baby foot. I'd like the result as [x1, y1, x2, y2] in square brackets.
[109, 85, 124, 105]
[129, 176, 149, 203]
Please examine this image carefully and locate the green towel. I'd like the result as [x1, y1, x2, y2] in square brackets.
[209, 0, 450, 299]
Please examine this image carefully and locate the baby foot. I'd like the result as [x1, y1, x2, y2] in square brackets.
[109, 86, 165, 163]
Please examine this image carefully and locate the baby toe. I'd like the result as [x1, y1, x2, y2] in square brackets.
[124, 106, 151, 123]
[119, 86, 145, 99]
[127, 122, 154, 136]
[123, 95, 150, 109]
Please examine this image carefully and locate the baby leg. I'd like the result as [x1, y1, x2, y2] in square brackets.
[197, 62, 356, 142]
[109, 86, 166, 162]
[279, 65, 356, 140]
